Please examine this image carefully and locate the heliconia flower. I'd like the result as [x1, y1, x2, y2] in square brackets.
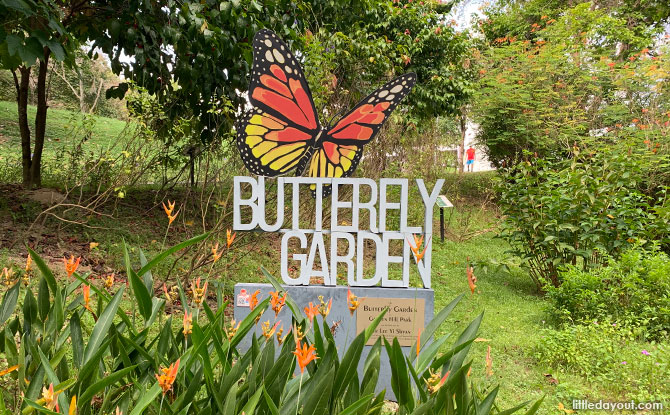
[262, 320, 280, 341]
[115, 407, 123, 415]
[69, 396, 77, 415]
[183, 310, 193, 336]
[270, 291, 287, 317]
[191, 278, 208, 306]
[2, 267, 14, 287]
[104, 273, 115, 290]
[276, 325, 289, 345]
[408, 235, 431, 263]
[317, 296, 332, 318]
[225, 319, 240, 340]
[83, 285, 91, 311]
[0, 365, 19, 376]
[156, 359, 180, 395]
[416, 329, 422, 356]
[25, 255, 32, 273]
[249, 290, 261, 311]
[304, 302, 319, 322]
[63, 255, 81, 278]
[293, 339, 318, 373]
[425, 369, 449, 393]
[485, 345, 493, 377]
[347, 289, 360, 315]
[162, 200, 176, 217]
[467, 261, 477, 294]
[226, 229, 237, 248]
[42, 383, 59, 411]
[211, 243, 222, 263]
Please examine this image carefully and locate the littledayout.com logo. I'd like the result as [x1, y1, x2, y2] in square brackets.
[572, 399, 664, 412]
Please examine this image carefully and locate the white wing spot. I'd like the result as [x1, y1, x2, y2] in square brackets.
[368, 97, 375, 103]
[264, 39, 273, 47]
[285, 65, 293, 73]
[386, 94, 395, 100]
[273, 49, 285, 63]
[378, 90, 389, 98]
[265, 50, 274, 62]
[390, 85, 403, 93]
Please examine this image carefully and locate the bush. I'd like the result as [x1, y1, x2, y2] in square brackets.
[534, 322, 670, 402]
[496, 148, 669, 290]
[545, 247, 670, 340]
[0, 235, 541, 415]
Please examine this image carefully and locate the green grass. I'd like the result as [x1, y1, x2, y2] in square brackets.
[0, 100, 129, 156]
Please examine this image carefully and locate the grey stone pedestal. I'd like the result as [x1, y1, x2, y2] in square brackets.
[234, 283, 434, 401]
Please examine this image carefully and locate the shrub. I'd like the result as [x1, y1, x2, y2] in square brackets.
[534, 322, 670, 402]
[0, 235, 541, 415]
[496, 148, 669, 290]
[545, 247, 670, 340]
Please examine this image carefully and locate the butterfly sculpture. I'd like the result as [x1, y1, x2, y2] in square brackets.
[236, 29, 416, 196]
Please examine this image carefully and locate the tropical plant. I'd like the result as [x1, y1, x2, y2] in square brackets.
[0, 236, 542, 415]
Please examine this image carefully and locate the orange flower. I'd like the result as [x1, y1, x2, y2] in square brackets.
[262, 320, 280, 341]
[270, 291, 287, 317]
[211, 243, 222, 263]
[425, 369, 449, 393]
[162, 200, 176, 216]
[304, 302, 319, 322]
[156, 359, 180, 395]
[25, 255, 32, 273]
[347, 289, 360, 315]
[225, 319, 240, 339]
[317, 296, 332, 318]
[485, 345, 493, 377]
[226, 229, 237, 248]
[83, 285, 91, 311]
[249, 289, 261, 311]
[63, 255, 81, 278]
[466, 261, 477, 294]
[69, 396, 77, 415]
[416, 329, 422, 356]
[408, 234, 431, 263]
[293, 339, 318, 373]
[183, 310, 193, 336]
[2, 267, 14, 287]
[191, 278, 208, 306]
[104, 273, 115, 290]
[41, 383, 59, 411]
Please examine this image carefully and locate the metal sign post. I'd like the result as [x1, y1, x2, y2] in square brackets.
[435, 195, 453, 242]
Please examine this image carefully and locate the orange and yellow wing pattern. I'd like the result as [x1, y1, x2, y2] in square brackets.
[236, 29, 319, 176]
[305, 74, 416, 196]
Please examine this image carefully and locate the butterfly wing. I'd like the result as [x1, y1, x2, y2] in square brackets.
[305, 73, 417, 195]
[236, 29, 320, 176]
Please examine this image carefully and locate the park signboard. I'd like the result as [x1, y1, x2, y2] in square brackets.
[231, 28, 444, 398]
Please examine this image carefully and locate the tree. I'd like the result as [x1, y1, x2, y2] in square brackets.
[1, 0, 74, 188]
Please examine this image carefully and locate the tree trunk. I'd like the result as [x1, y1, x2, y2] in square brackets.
[16, 66, 32, 187]
[30, 49, 50, 188]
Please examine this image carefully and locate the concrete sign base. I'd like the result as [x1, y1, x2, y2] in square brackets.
[234, 283, 435, 401]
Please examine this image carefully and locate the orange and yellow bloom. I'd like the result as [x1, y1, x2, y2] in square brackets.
[162, 200, 179, 225]
[270, 291, 287, 317]
[347, 289, 360, 315]
[63, 255, 81, 278]
[83, 285, 91, 311]
[467, 262, 477, 295]
[262, 320, 280, 341]
[41, 383, 59, 411]
[317, 296, 332, 318]
[408, 234, 430, 263]
[156, 359, 180, 395]
[191, 278, 208, 306]
[211, 243, 222, 263]
[183, 310, 193, 336]
[293, 340, 318, 373]
[226, 229, 236, 248]
[304, 302, 319, 322]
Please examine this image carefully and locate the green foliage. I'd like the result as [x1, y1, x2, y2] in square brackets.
[496, 148, 669, 289]
[545, 247, 670, 340]
[0, 236, 540, 415]
[534, 322, 670, 402]
[473, 1, 670, 167]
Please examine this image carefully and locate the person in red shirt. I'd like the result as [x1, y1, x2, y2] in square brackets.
[466, 146, 475, 172]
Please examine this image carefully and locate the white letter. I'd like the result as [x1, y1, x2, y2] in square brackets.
[281, 231, 310, 285]
[233, 176, 259, 231]
[305, 232, 329, 283]
[257, 176, 285, 231]
[355, 231, 383, 286]
[329, 232, 355, 286]
[380, 232, 410, 287]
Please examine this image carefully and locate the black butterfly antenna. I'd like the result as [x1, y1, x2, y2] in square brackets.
[326, 106, 348, 128]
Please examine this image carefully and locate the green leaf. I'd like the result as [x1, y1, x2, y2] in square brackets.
[136, 233, 209, 278]
[128, 383, 161, 415]
[82, 287, 124, 365]
[339, 393, 375, 415]
[410, 294, 463, 362]
[523, 396, 545, 415]
[37, 277, 50, 322]
[0, 282, 19, 326]
[302, 367, 334, 415]
[79, 366, 137, 407]
[123, 240, 152, 320]
[239, 385, 264, 415]
[28, 248, 57, 293]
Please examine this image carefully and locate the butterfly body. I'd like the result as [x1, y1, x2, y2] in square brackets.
[236, 29, 416, 196]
